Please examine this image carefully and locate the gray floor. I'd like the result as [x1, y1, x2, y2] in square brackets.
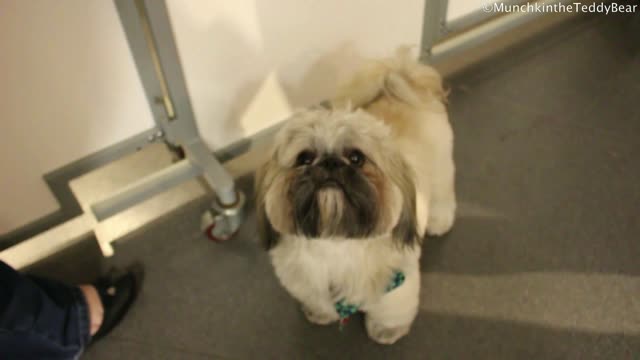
[29, 13, 640, 359]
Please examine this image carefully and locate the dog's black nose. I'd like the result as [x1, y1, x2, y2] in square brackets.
[317, 156, 344, 171]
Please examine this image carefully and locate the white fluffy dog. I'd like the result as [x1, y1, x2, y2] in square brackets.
[256, 48, 455, 344]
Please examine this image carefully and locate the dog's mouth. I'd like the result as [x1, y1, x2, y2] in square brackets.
[318, 179, 341, 189]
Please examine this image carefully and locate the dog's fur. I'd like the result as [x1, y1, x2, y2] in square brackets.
[255, 48, 456, 344]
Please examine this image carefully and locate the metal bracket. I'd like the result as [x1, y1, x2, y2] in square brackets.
[115, 0, 201, 146]
[420, 0, 449, 62]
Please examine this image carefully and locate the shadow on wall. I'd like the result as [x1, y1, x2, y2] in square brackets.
[252, 0, 379, 108]
[166, 0, 424, 150]
[278, 43, 365, 108]
[165, 11, 264, 148]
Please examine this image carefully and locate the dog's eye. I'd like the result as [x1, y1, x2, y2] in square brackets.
[347, 149, 365, 167]
[295, 150, 316, 167]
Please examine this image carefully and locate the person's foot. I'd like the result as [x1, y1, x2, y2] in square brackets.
[78, 285, 104, 336]
[80, 265, 143, 342]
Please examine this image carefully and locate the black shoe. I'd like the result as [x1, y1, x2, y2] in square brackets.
[91, 264, 143, 342]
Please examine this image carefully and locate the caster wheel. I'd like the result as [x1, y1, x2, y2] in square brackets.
[203, 223, 234, 243]
[200, 191, 245, 243]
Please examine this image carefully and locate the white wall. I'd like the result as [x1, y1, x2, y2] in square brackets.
[0, 0, 154, 234]
[1, 0, 427, 234]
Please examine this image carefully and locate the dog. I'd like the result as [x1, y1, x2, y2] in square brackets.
[255, 48, 455, 344]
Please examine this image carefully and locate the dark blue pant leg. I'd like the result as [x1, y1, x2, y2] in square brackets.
[0, 260, 90, 360]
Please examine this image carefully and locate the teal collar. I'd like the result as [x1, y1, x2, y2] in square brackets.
[334, 271, 405, 329]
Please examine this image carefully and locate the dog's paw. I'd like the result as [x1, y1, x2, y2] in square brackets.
[302, 306, 338, 326]
[427, 202, 455, 236]
[366, 318, 410, 345]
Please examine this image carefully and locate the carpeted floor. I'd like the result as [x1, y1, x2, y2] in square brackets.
[29, 12, 640, 359]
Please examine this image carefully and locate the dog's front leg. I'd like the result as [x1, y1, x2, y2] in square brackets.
[290, 288, 338, 325]
[427, 136, 456, 236]
[277, 273, 339, 325]
[364, 269, 420, 344]
[301, 301, 339, 325]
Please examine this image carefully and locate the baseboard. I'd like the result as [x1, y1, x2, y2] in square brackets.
[0, 128, 159, 250]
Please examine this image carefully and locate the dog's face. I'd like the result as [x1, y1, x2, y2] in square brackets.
[256, 109, 418, 248]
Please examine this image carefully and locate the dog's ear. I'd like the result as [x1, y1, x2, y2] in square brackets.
[255, 160, 279, 249]
[387, 155, 419, 247]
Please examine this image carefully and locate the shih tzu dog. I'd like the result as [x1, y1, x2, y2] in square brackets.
[255, 48, 455, 344]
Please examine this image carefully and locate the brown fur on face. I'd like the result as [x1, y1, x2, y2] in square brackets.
[255, 108, 418, 249]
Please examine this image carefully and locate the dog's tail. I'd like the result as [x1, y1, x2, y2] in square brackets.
[332, 46, 446, 110]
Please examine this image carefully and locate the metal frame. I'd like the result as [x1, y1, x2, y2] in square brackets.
[419, 0, 449, 61]
[83, 0, 241, 256]
[1, 0, 262, 263]
[445, 0, 529, 34]
[6, 0, 242, 260]
[421, 0, 570, 63]
[114, 0, 240, 204]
